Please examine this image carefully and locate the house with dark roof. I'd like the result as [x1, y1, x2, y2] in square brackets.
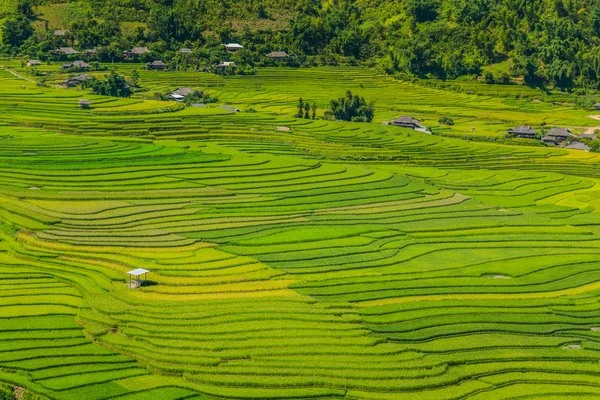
[82, 49, 97, 56]
[56, 47, 78, 55]
[60, 60, 91, 70]
[566, 142, 590, 152]
[147, 60, 167, 70]
[267, 51, 288, 61]
[26, 60, 41, 67]
[542, 136, 557, 145]
[125, 47, 150, 58]
[594, 103, 600, 111]
[508, 126, 537, 139]
[61, 74, 92, 87]
[167, 88, 200, 101]
[579, 133, 597, 141]
[546, 128, 573, 142]
[390, 116, 424, 130]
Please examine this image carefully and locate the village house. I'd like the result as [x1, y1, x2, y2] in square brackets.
[566, 142, 590, 152]
[82, 49, 97, 57]
[79, 99, 91, 109]
[595, 103, 600, 111]
[56, 47, 78, 56]
[26, 60, 41, 67]
[125, 47, 150, 58]
[580, 133, 597, 141]
[62, 74, 92, 87]
[60, 60, 91, 70]
[507, 125, 537, 139]
[215, 61, 237, 69]
[167, 87, 200, 101]
[224, 43, 243, 52]
[390, 116, 425, 130]
[267, 51, 288, 61]
[541, 135, 557, 145]
[546, 127, 573, 143]
[147, 60, 167, 70]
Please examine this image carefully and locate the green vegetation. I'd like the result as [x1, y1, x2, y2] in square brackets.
[4, 0, 600, 91]
[2, 60, 600, 399]
[327, 90, 374, 122]
[83, 71, 132, 97]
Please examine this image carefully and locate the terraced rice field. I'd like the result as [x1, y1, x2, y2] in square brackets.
[3, 66, 600, 399]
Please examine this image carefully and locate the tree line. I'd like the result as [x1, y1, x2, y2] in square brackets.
[4, 0, 600, 90]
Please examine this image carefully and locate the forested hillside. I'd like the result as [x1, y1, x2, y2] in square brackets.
[3, 0, 600, 89]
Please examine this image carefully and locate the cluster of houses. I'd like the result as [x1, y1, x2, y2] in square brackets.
[29, 42, 289, 73]
[508, 125, 595, 151]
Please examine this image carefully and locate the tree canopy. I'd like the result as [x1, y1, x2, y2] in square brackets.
[327, 91, 374, 122]
[4, 0, 600, 89]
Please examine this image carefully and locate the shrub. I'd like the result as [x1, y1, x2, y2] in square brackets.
[0, 386, 15, 400]
[438, 116, 454, 125]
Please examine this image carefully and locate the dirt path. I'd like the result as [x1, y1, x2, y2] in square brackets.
[0, 65, 36, 83]
[584, 115, 600, 134]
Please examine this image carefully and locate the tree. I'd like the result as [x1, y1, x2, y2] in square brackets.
[296, 97, 304, 118]
[484, 72, 494, 84]
[84, 71, 131, 98]
[16, 0, 34, 19]
[327, 90, 374, 122]
[1, 17, 33, 51]
[304, 102, 310, 119]
[311, 103, 317, 119]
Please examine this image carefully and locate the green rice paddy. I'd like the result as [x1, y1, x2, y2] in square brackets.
[2, 63, 600, 398]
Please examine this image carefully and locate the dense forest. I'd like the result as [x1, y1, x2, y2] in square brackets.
[3, 0, 600, 89]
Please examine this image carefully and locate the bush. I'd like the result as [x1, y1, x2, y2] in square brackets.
[0, 386, 15, 400]
[438, 116, 454, 125]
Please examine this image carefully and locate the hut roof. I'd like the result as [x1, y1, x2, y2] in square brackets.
[54, 29, 66, 36]
[547, 128, 573, 137]
[508, 125, 537, 134]
[72, 60, 90, 68]
[27, 60, 41, 66]
[148, 60, 166, 66]
[171, 87, 196, 97]
[78, 99, 91, 105]
[224, 43, 243, 49]
[58, 47, 78, 55]
[179, 48, 193, 53]
[565, 142, 590, 151]
[267, 51, 288, 58]
[127, 268, 150, 276]
[580, 133, 597, 140]
[131, 47, 150, 54]
[216, 61, 236, 68]
[392, 116, 422, 125]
